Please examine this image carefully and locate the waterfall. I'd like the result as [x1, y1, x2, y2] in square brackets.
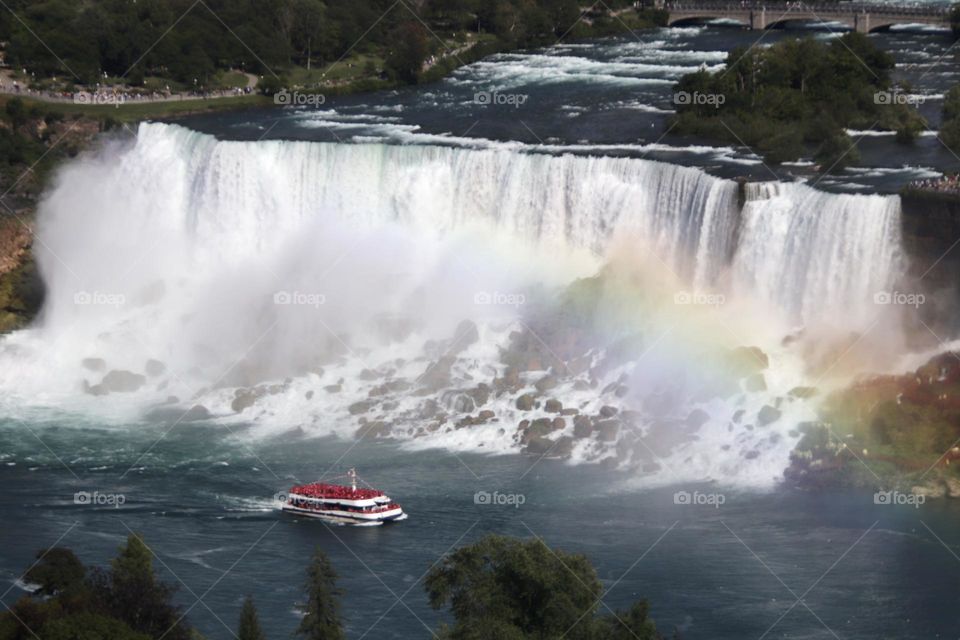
[732, 182, 904, 328]
[0, 122, 908, 486]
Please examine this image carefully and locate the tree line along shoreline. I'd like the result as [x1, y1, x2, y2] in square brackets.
[0, 0, 666, 104]
[0, 533, 671, 640]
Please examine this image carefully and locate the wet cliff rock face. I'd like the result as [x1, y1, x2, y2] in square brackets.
[899, 189, 960, 333]
[0, 217, 43, 333]
[0, 113, 102, 333]
[787, 351, 960, 492]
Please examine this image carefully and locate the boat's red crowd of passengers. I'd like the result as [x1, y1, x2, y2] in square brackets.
[289, 483, 385, 500]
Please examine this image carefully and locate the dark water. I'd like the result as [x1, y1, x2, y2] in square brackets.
[2, 420, 960, 639]
[175, 23, 960, 193]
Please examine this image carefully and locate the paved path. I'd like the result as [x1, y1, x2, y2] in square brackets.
[0, 69, 261, 105]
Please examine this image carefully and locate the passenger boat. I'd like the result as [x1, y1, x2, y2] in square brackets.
[280, 468, 407, 526]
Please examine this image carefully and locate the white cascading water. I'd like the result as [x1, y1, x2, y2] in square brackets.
[0, 123, 907, 488]
[733, 182, 905, 328]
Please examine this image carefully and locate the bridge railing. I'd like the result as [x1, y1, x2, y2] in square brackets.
[664, 2, 949, 15]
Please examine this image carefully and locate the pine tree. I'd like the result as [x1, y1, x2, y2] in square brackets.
[296, 549, 344, 640]
[94, 533, 190, 640]
[238, 595, 266, 640]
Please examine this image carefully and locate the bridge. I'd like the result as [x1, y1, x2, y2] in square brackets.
[658, 1, 951, 33]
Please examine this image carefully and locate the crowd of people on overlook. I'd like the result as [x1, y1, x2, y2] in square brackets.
[0, 71, 254, 104]
[910, 173, 960, 195]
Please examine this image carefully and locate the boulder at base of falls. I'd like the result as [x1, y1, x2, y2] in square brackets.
[465, 383, 491, 407]
[419, 398, 440, 419]
[596, 420, 620, 442]
[788, 386, 818, 399]
[450, 319, 479, 354]
[355, 421, 391, 439]
[495, 367, 523, 393]
[544, 399, 563, 413]
[451, 393, 475, 413]
[685, 409, 711, 430]
[757, 405, 782, 426]
[521, 432, 573, 457]
[599, 405, 618, 418]
[348, 400, 376, 415]
[745, 374, 767, 392]
[145, 359, 166, 377]
[82, 357, 106, 372]
[723, 346, 769, 378]
[573, 415, 593, 438]
[101, 370, 146, 393]
[457, 410, 497, 428]
[418, 355, 456, 392]
[535, 374, 560, 393]
[144, 403, 210, 422]
[552, 436, 575, 458]
[84, 382, 109, 396]
[182, 405, 211, 421]
[232, 387, 266, 413]
[515, 393, 536, 411]
[520, 417, 562, 444]
[524, 436, 554, 455]
[369, 379, 412, 397]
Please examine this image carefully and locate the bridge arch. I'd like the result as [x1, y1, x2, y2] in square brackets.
[764, 17, 855, 31]
[667, 16, 750, 27]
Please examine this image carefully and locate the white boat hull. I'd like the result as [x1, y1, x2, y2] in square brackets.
[281, 503, 407, 526]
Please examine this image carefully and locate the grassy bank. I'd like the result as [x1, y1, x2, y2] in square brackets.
[0, 93, 272, 124]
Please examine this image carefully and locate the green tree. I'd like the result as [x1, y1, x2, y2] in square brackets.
[40, 612, 151, 640]
[940, 112, 960, 150]
[23, 548, 85, 597]
[296, 549, 344, 640]
[5, 98, 27, 129]
[91, 533, 190, 640]
[425, 534, 663, 640]
[815, 131, 861, 173]
[384, 22, 429, 84]
[238, 595, 266, 640]
[672, 32, 900, 170]
[944, 85, 960, 123]
[594, 601, 662, 640]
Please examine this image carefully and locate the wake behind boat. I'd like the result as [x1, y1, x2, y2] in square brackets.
[280, 469, 407, 526]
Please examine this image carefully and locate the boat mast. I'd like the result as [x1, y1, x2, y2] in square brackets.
[348, 467, 357, 493]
